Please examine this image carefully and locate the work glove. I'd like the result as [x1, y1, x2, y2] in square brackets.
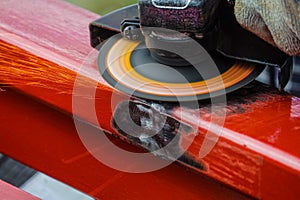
[233, 0, 300, 56]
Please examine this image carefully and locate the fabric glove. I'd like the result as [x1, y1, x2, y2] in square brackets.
[234, 0, 300, 56]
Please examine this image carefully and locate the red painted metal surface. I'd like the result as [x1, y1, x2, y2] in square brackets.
[172, 91, 300, 198]
[0, 89, 251, 200]
[0, 0, 299, 199]
[0, 180, 39, 200]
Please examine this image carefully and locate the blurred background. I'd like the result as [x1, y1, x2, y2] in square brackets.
[65, 0, 136, 15]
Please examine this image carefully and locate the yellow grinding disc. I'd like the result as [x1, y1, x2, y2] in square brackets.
[98, 35, 263, 101]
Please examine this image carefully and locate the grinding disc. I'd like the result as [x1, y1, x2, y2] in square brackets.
[98, 35, 263, 101]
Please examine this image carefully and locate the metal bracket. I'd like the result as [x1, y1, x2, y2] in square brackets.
[256, 57, 293, 91]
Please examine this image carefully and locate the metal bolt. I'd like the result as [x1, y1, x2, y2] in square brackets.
[122, 26, 141, 41]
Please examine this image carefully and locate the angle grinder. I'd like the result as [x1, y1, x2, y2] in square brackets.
[90, 0, 291, 101]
